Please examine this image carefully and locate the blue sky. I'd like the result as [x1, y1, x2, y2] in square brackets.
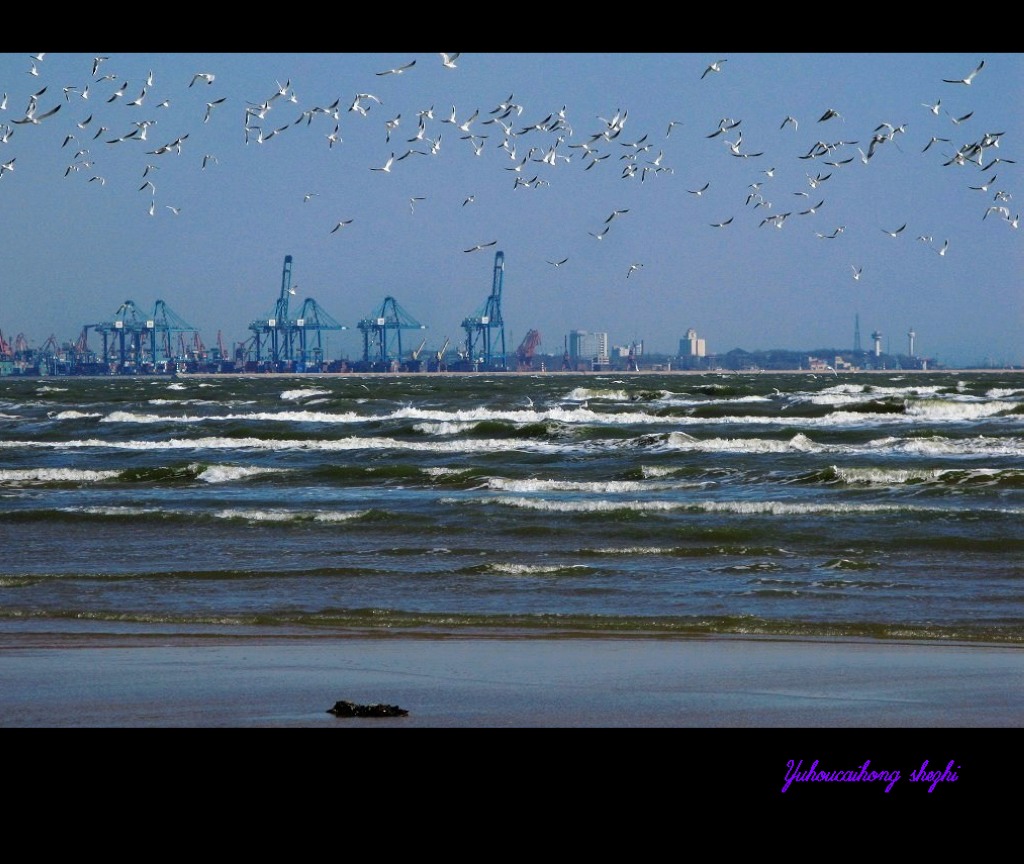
[1, 52, 1020, 366]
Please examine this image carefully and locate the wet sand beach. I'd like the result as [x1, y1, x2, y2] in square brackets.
[3, 634, 1020, 729]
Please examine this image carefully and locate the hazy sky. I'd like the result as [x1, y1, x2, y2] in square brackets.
[1, 52, 1020, 366]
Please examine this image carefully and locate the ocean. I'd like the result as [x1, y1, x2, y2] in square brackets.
[1, 370, 1022, 645]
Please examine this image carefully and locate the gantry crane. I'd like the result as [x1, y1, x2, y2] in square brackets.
[461, 250, 507, 371]
[91, 300, 153, 372]
[294, 297, 346, 369]
[150, 299, 199, 365]
[357, 296, 426, 369]
[515, 329, 541, 370]
[249, 254, 297, 366]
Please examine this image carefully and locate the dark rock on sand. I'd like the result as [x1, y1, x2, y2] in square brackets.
[327, 700, 409, 718]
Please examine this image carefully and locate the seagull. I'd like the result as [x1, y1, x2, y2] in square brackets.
[462, 194, 475, 206]
[665, 120, 683, 137]
[688, 182, 710, 196]
[92, 57, 109, 77]
[303, 192, 319, 202]
[464, 240, 497, 253]
[330, 219, 353, 233]
[605, 208, 629, 223]
[943, 59, 984, 85]
[922, 135, 950, 152]
[626, 263, 644, 278]
[409, 196, 426, 213]
[547, 257, 569, 267]
[190, 72, 216, 87]
[165, 205, 181, 215]
[882, 223, 907, 237]
[948, 110, 974, 125]
[106, 81, 129, 103]
[701, 59, 727, 79]
[203, 97, 226, 123]
[710, 217, 734, 228]
[440, 53, 461, 69]
[780, 115, 799, 131]
[12, 101, 61, 125]
[588, 226, 610, 240]
[799, 199, 825, 215]
[936, 239, 949, 256]
[371, 153, 395, 173]
[201, 154, 218, 169]
[377, 59, 416, 76]
[922, 99, 941, 115]
[850, 265, 862, 280]
[818, 108, 842, 123]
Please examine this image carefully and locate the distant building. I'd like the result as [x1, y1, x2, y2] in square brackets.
[568, 330, 609, 370]
[679, 328, 706, 358]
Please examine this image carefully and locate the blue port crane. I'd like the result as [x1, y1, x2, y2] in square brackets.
[91, 300, 152, 372]
[247, 255, 345, 369]
[461, 250, 507, 370]
[357, 296, 426, 369]
[294, 297, 346, 370]
[248, 254, 297, 365]
[150, 299, 198, 365]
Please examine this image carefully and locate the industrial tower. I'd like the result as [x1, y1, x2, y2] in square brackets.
[356, 296, 426, 369]
[248, 255, 345, 369]
[461, 250, 507, 371]
[90, 300, 193, 371]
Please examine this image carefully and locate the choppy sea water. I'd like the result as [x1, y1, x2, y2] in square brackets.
[1, 371, 1022, 644]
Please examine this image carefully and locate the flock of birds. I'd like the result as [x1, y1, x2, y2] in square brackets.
[0, 53, 1019, 326]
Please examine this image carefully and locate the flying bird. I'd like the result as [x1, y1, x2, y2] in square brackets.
[701, 59, 727, 79]
[936, 239, 949, 256]
[377, 59, 416, 76]
[818, 108, 842, 123]
[409, 196, 426, 213]
[882, 223, 907, 237]
[688, 182, 710, 196]
[464, 240, 497, 253]
[12, 101, 61, 125]
[330, 219, 354, 233]
[605, 208, 629, 223]
[190, 72, 216, 87]
[850, 265, 862, 280]
[203, 97, 227, 123]
[780, 115, 799, 131]
[547, 257, 569, 267]
[626, 263, 644, 278]
[710, 217, 734, 228]
[943, 59, 984, 85]
[440, 53, 461, 69]
[371, 153, 395, 173]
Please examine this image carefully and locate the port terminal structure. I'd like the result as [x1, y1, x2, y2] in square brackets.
[1, 250, 516, 375]
[456, 250, 507, 371]
[245, 254, 346, 372]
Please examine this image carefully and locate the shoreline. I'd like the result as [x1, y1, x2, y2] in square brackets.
[3, 633, 1021, 728]
[6, 367, 1016, 382]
